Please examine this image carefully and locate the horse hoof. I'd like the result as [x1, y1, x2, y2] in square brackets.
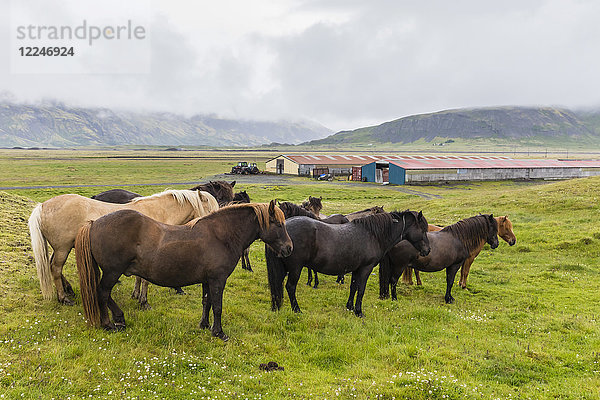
[445, 297, 455, 304]
[354, 311, 365, 318]
[213, 331, 229, 341]
[199, 322, 210, 330]
[114, 323, 126, 331]
[175, 289, 186, 295]
[64, 286, 75, 297]
[60, 297, 75, 306]
[139, 302, 152, 311]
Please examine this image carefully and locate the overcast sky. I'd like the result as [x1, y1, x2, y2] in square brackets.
[1, 0, 600, 131]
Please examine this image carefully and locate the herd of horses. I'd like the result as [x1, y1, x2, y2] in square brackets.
[27, 181, 516, 341]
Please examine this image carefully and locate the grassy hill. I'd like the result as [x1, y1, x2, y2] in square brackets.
[0, 102, 331, 147]
[306, 106, 600, 147]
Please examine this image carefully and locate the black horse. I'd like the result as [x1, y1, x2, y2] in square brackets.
[266, 210, 430, 317]
[379, 214, 499, 303]
[91, 189, 141, 204]
[92, 180, 236, 206]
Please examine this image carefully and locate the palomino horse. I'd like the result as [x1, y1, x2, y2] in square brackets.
[75, 201, 292, 341]
[92, 180, 236, 206]
[267, 210, 430, 317]
[28, 190, 219, 304]
[402, 216, 516, 288]
[379, 214, 499, 304]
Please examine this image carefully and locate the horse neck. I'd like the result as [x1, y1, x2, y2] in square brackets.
[131, 195, 196, 225]
[204, 207, 261, 253]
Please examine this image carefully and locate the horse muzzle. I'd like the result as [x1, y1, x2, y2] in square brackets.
[278, 244, 293, 258]
[509, 238, 516, 246]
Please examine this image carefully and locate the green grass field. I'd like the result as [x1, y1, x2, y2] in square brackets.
[1, 150, 599, 399]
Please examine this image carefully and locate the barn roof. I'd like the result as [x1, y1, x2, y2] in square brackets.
[269, 154, 510, 166]
[387, 158, 600, 170]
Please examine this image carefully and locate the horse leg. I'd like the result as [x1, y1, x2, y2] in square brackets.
[61, 275, 75, 297]
[208, 279, 228, 341]
[285, 268, 303, 313]
[98, 273, 121, 331]
[391, 273, 400, 301]
[444, 263, 461, 304]
[415, 270, 422, 286]
[107, 295, 126, 331]
[306, 268, 313, 286]
[346, 272, 358, 311]
[138, 279, 151, 310]
[50, 249, 73, 305]
[352, 268, 373, 318]
[402, 267, 414, 285]
[459, 255, 475, 289]
[241, 248, 252, 272]
[131, 276, 141, 299]
[313, 271, 319, 289]
[336, 274, 345, 284]
[199, 283, 211, 330]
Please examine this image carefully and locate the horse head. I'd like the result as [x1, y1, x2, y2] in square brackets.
[261, 200, 293, 257]
[498, 216, 516, 246]
[392, 210, 431, 257]
[487, 214, 499, 249]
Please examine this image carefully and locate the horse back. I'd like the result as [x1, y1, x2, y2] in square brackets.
[412, 231, 468, 270]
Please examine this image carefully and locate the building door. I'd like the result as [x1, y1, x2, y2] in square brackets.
[375, 169, 383, 183]
[276, 159, 284, 174]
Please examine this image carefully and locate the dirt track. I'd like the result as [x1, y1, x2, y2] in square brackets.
[0, 173, 441, 199]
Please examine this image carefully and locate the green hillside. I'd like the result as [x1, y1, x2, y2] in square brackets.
[307, 106, 600, 147]
[0, 102, 331, 147]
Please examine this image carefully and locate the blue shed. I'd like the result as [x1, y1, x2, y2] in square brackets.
[361, 161, 406, 184]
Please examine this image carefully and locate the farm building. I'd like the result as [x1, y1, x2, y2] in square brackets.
[360, 155, 600, 184]
[265, 154, 405, 177]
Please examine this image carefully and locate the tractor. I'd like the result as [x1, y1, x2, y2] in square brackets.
[231, 162, 260, 174]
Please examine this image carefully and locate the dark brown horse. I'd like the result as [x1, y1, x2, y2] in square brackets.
[402, 217, 516, 288]
[91, 189, 141, 203]
[75, 201, 292, 341]
[266, 210, 430, 317]
[301, 196, 322, 215]
[231, 191, 253, 272]
[278, 202, 349, 288]
[379, 214, 499, 304]
[92, 180, 236, 206]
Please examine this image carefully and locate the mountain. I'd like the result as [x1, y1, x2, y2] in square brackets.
[306, 106, 600, 146]
[0, 102, 331, 147]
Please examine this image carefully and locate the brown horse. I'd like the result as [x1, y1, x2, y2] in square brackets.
[75, 201, 292, 341]
[402, 216, 516, 288]
[379, 214, 499, 303]
[301, 196, 322, 215]
[28, 190, 219, 304]
[345, 206, 386, 221]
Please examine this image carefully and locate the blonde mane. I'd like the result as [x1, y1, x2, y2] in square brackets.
[131, 189, 219, 216]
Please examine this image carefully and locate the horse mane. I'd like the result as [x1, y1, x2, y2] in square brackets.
[350, 212, 396, 242]
[131, 189, 218, 217]
[189, 181, 234, 205]
[441, 214, 496, 254]
[348, 206, 385, 215]
[301, 196, 322, 213]
[278, 202, 319, 220]
[194, 203, 285, 230]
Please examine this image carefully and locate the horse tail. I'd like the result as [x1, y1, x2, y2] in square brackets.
[75, 221, 101, 327]
[28, 203, 54, 300]
[378, 254, 391, 299]
[265, 243, 286, 311]
[401, 267, 413, 285]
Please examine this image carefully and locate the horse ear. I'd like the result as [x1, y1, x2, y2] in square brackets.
[319, 196, 322, 200]
[489, 214, 494, 221]
[418, 210, 423, 220]
[230, 181, 236, 188]
[269, 199, 276, 214]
